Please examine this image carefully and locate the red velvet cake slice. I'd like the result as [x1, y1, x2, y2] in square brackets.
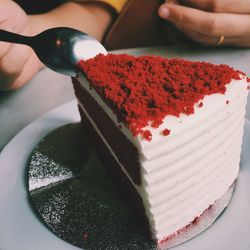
[72, 54, 249, 244]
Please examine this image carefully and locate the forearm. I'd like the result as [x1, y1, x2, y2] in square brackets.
[29, 2, 113, 41]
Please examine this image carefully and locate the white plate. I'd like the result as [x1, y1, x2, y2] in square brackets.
[0, 100, 250, 250]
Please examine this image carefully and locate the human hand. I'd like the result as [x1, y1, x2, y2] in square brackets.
[158, 0, 250, 47]
[0, 0, 43, 90]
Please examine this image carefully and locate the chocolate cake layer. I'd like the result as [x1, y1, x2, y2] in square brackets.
[72, 77, 141, 185]
[77, 106, 152, 240]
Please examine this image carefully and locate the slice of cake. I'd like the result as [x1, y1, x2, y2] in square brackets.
[72, 54, 249, 244]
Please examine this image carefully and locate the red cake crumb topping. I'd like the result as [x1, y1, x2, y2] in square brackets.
[78, 54, 243, 141]
[82, 232, 88, 240]
[162, 128, 171, 136]
[198, 102, 203, 108]
[226, 100, 229, 104]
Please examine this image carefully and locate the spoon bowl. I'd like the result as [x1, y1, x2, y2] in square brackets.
[0, 27, 107, 76]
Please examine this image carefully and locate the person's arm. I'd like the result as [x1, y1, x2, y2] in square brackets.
[158, 0, 250, 47]
[0, 1, 113, 90]
[30, 2, 113, 41]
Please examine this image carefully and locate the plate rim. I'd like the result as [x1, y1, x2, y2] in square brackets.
[0, 100, 249, 250]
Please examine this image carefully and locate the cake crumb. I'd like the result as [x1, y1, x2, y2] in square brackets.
[162, 129, 171, 136]
[82, 232, 88, 241]
[226, 100, 229, 104]
[198, 102, 203, 108]
[141, 130, 152, 141]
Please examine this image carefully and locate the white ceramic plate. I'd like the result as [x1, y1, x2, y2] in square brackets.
[0, 100, 249, 250]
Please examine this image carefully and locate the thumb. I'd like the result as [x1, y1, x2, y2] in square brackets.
[158, 1, 178, 20]
[158, 8, 170, 20]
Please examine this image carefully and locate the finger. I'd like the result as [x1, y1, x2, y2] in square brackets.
[179, 0, 250, 14]
[0, 0, 27, 22]
[173, 22, 250, 47]
[0, 42, 12, 58]
[179, 27, 225, 46]
[173, 24, 217, 45]
[0, 52, 42, 90]
[0, 44, 30, 78]
[0, 47, 42, 90]
[0, 22, 30, 58]
[11, 54, 43, 90]
[159, 3, 250, 37]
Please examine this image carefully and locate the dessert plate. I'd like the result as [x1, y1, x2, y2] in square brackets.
[0, 100, 250, 250]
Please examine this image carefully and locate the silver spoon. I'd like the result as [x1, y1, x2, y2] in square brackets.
[0, 27, 107, 76]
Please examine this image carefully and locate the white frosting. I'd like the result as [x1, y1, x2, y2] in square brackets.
[76, 72, 249, 242]
[74, 38, 107, 61]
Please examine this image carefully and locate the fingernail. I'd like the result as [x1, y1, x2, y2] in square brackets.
[159, 7, 170, 19]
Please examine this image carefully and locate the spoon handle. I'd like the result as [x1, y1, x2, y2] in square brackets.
[0, 29, 32, 46]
